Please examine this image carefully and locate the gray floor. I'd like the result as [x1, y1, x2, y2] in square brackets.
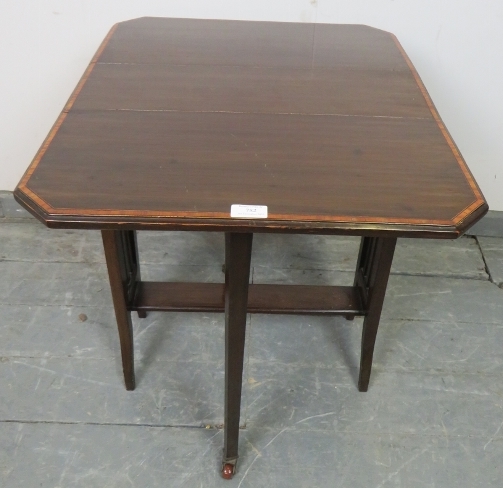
[1, 217, 503, 487]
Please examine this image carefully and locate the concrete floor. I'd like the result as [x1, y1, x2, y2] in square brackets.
[1, 217, 503, 487]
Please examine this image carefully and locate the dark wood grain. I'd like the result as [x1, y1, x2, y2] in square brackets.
[72, 63, 431, 117]
[15, 17, 487, 236]
[26, 111, 477, 224]
[100, 19, 409, 71]
[132, 282, 364, 315]
[100, 18, 315, 68]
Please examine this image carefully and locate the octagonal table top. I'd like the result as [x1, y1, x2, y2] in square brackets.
[15, 17, 487, 237]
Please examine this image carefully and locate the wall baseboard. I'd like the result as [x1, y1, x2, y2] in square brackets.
[1, 191, 502, 237]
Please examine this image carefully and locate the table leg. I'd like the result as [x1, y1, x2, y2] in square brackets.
[354, 237, 397, 392]
[102, 230, 139, 391]
[221, 232, 253, 479]
[129, 231, 146, 319]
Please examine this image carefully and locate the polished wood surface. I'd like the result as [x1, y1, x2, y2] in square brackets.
[99, 20, 409, 70]
[71, 64, 431, 116]
[15, 17, 487, 237]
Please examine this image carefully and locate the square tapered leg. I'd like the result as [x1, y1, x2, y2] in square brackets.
[102, 230, 142, 391]
[221, 232, 253, 479]
[353, 237, 397, 392]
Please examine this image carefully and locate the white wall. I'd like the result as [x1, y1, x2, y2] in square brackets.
[1, 1, 502, 209]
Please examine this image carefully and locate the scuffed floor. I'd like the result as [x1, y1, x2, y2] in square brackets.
[1, 219, 503, 487]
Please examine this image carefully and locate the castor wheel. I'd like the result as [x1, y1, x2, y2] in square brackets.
[137, 311, 147, 319]
[221, 463, 235, 480]
[345, 314, 355, 321]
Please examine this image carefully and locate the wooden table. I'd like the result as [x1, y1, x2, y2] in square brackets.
[15, 17, 487, 479]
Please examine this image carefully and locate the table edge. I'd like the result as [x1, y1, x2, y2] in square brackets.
[14, 187, 488, 238]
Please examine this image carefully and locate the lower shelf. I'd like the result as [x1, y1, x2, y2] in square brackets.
[131, 282, 365, 315]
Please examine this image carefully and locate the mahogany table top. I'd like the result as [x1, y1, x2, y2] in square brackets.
[15, 17, 487, 237]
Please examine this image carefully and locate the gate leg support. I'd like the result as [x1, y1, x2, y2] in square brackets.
[221, 232, 253, 479]
[102, 230, 140, 391]
[355, 237, 397, 392]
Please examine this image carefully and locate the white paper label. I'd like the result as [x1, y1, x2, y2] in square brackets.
[230, 204, 268, 219]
